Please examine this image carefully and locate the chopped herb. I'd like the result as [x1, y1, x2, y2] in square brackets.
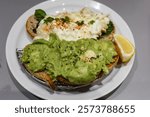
[34, 9, 46, 22]
[55, 18, 60, 21]
[60, 16, 70, 23]
[65, 16, 70, 23]
[102, 21, 114, 36]
[89, 20, 95, 24]
[44, 17, 54, 24]
[76, 20, 84, 26]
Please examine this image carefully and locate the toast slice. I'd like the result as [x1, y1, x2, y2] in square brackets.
[26, 15, 115, 40]
[22, 53, 119, 90]
[26, 15, 39, 38]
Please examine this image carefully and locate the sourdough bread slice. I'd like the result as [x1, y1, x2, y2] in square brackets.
[26, 15, 39, 38]
[26, 15, 115, 40]
[23, 54, 119, 90]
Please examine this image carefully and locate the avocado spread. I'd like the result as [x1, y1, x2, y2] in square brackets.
[21, 33, 117, 85]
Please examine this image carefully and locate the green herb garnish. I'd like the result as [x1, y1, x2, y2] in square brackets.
[102, 21, 114, 36]
[34, 9, 46, 22]
[60, 16, 70, 23]
[76, 20, 84, 26]
[55, 18, 60, 21]
[44, 17, 54, 24]
[89, 20, 95, 24]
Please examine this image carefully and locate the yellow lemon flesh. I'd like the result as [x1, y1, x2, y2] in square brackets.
[114, 34, 135, 62]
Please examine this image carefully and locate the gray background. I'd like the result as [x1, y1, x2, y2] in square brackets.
[0, 0, 149, 100]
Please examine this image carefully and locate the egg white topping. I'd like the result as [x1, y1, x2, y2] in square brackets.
[34, 8, 110, 41]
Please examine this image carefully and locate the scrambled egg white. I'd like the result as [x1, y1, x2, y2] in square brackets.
[34, 8, 110, 41]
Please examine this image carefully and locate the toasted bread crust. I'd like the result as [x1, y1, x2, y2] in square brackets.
[24, 64, 56, 90]
[26, 15, 38, 38]
[34, 72, 56, 90]
[107, 55, 119, 70]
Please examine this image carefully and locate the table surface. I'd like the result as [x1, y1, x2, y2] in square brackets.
[0, 0, 149, 100]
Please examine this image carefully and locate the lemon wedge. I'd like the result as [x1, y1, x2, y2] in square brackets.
[114, 34, 135, 62]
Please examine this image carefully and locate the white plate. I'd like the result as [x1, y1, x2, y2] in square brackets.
[6, 0, 135, 100]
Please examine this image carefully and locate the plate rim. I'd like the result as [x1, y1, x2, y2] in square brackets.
[6, 0, 135, 100]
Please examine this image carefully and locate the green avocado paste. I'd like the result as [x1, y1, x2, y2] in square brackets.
[21, 33, 117, 85]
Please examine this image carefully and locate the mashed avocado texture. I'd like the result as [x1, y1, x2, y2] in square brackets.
[21, 33, 117, 85]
